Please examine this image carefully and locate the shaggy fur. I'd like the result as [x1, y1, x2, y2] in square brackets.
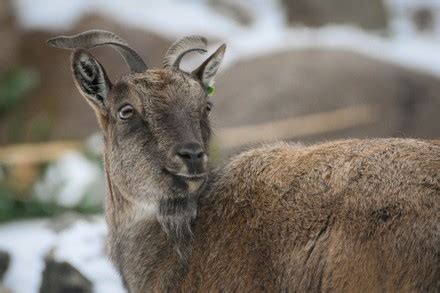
[183, 139, 440, 292]
[54, 32, 440, 292]
[107, 139, 440, 292]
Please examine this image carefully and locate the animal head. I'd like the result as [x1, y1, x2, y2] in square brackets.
[47, 30, 226, 202]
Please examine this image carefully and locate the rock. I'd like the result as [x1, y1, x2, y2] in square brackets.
[281, 0, 388, 30]
[211, 48, 440, 156]
[39, 258, 92, 293]
[0, 250, 10, 281]
[208, 0, 254, 26]
[412, 8, 435, 33]
[47, 212, 94, 233]
[0, 14, 172, 144]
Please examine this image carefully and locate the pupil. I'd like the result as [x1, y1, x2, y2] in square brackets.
[121, 107, 132, 118]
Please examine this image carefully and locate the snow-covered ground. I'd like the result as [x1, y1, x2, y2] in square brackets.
[0, 217, 124, 293]
[2, 0, 440, 292]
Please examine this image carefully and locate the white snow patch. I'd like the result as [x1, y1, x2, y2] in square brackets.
[84, 133, 104, 157]
[386, 0, 440, 37]
[34, 151, 104, 208]
[232, 26, 440, 76]
[0, 217, 124, 293]
[0, 220, 56, 293]
[13, 0, 242, 39]
[53, 218, 124, 293]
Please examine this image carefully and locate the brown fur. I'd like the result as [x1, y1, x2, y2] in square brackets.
[181, 139, 440, 292]
[63, 41, 440, 292]
[106, 138, 440, 292]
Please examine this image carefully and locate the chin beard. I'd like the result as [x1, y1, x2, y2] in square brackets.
[157, 195, 198, 261]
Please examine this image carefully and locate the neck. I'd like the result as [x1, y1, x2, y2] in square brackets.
[157, 196, 198, 259]
[104, 158, 204, 290]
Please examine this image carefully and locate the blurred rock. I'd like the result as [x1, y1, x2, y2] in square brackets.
[40, 258, 92, 293]
[212, 48, 440, 156]
[0, 250, 10, 281]
[47, 212, 94, 233]
[281, 0, 388, 30]
[412, 8, 435, 33]
[0, 252, 11, 293]
[208, 0, 254, 25]
[0, 0, 20, 74]
[0, 14, 171, 144]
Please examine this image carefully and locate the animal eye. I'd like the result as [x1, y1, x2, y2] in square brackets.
[206, 102, 212, 116]
[118, 104, 134, 120]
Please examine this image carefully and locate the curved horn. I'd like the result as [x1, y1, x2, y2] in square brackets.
[47, 30, 147, 73]
[163, 35, 207, 69]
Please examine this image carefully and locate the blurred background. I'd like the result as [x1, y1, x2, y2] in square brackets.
[0, 0, 439, 292]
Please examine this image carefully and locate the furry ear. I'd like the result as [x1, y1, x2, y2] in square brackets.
[71, 49, 112, 117]
[192, 44, 226, 89]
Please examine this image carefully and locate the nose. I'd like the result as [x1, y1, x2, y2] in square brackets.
[175, 143, 205, 165]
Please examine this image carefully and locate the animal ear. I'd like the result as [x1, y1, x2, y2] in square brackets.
[192, 44, 226, 90]
[71, 49, 112, 117]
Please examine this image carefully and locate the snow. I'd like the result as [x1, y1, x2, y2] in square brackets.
[12, 0, 440, 78]
[386, 0, 440, 37]
[34, 151, 104, 208]
[84, 133, 104, 157]
[0, 220, 56, 293]
[13, 0, 242, 38]
[53, 218, 124, 293]
[0, 217, 124, 293]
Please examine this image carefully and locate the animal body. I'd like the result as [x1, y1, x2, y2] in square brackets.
[48, 30, 440, 292]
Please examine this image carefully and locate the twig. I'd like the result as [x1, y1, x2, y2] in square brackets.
[217, 104, 378, 149]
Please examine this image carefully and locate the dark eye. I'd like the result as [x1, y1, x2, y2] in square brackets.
[118, 104, 134, 120]
[206, 102, 212, 116]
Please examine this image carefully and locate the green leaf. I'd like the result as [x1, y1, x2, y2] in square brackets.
[207, 86, 215, 96]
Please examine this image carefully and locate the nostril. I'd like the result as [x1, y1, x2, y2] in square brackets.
[176, 143, 205, 163]
[179, 152, 192, 160]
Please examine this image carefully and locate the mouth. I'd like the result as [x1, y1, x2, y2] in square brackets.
[164, 168, 207, 181]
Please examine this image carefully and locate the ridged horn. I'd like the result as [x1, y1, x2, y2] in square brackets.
[163, 35, 207, 69]
[47, 29, 147, 73]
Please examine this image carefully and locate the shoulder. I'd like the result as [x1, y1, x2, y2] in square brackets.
[199, 138, 439, 232]
[207, 138, 439, 200]
[205, 142, 305, 208]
